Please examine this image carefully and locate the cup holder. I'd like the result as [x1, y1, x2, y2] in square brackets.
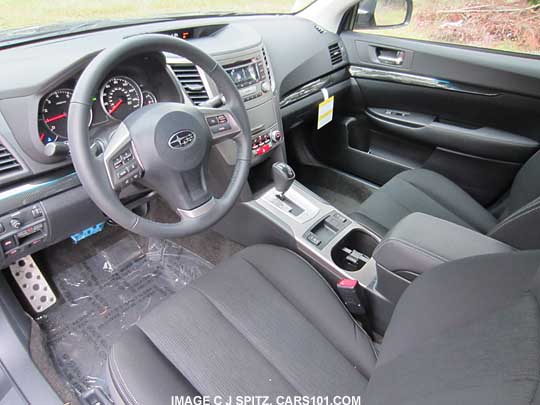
[331, 229, 379, 272]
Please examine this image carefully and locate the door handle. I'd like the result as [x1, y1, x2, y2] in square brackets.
[376, 49, 405, 66]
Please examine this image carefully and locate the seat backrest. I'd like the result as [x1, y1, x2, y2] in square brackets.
[507, 149, 540, 215]
[488, 150, 540, 249]
[364, 251, 540, 405]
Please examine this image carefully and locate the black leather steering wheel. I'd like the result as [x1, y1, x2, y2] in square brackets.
[68, 34, 251, 238]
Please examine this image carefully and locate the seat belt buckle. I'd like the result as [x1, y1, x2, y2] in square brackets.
[337, 278, 366, 316]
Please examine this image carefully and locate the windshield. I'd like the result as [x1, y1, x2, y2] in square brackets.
[0, 0, 315, 41]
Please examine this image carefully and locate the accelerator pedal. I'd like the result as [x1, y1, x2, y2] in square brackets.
[9, 255, 56, 313]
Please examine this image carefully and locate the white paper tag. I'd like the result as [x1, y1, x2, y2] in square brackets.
[317, 91, 334, 130]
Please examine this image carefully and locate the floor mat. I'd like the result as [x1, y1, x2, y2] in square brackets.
[36, 236, 213, 397]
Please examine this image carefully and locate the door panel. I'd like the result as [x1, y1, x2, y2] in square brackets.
[309, 31, 540, 206]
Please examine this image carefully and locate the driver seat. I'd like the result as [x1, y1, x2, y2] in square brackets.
[107, 245, 540, 404]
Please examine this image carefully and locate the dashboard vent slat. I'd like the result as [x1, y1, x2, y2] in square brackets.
[261, 47, 273, 90]
[314, 24, 325, 34]
[328, 43, 343, 65]
[170, 64, 209, 105]
[0, 140, 22, 175]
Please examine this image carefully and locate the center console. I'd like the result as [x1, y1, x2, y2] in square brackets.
[247, 165, 405, 334]
[240, 163, 516, 335]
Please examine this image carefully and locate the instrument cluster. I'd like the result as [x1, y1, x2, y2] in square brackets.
[38, 75, 159, 145]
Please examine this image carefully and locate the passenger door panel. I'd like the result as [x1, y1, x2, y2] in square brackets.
[310, 32, 540, 206]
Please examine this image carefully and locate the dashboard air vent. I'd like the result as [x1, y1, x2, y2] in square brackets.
[261, 47, 273, 88]
[314, 24, 325, 34]
[0, 141, 22, 175]
[328, 43, 343, 65]
[170, 64, 209, 105]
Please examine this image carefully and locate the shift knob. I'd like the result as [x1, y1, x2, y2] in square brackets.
[272, 162, 295, 195]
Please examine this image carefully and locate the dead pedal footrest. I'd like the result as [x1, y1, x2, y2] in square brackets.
[9, 255, 56, 313]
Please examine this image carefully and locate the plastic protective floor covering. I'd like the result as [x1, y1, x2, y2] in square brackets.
[36, 236, 213, 397]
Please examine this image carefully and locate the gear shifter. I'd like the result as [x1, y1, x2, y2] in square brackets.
[272, 162, 295, 199]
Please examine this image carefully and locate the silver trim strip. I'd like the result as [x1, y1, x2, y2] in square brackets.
[0, 172, 78, 202]
[279, 77, 331, 108]
[349, 66, 500, 97]
[177, 197, 216, 219]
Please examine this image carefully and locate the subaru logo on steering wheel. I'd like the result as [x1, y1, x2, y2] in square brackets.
[168, 130, 196, 149]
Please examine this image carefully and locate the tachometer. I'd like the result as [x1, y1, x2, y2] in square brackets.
[39, 88, 93, 145]
[39, 89, 69, 144]
[100, 76, 143, 120]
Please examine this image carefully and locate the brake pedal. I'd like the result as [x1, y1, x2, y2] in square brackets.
[9, 255, 56, 313]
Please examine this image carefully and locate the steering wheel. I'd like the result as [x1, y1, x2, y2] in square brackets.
[68, 35, 251, 238]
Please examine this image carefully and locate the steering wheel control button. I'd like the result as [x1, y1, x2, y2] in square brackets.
[206, 116, 219, 126]
[122, 150, 133, 161]
[105, 131, 145, 190]
[211, 123, 231, 134]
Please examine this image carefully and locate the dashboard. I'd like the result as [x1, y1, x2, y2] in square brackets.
[0, 15, 348, 267]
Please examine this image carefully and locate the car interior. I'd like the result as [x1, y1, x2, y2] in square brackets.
[1, 0, 540, 404]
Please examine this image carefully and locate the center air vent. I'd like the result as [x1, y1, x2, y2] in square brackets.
[169, 64, 209, 105]
[328, 43, 343, 65]
[0, 141, 22, 176]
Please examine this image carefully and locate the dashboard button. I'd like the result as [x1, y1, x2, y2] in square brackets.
[31, 207, 43, 218]
[5, 248, 19, 257]
[10, 218, 22, 229]
[1, 237, 16, 251]
[270, 130, 282, 142]
[307, 234, 321, 246]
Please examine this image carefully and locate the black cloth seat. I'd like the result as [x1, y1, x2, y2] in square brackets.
[107, 245, 540, 405]
[352, 169, 497, 236]
[352, 150, 540, 250]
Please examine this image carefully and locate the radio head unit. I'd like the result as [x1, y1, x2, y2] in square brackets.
[224, 57, 271, 102]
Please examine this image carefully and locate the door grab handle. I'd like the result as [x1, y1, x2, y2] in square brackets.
[377, 52, 404, 66]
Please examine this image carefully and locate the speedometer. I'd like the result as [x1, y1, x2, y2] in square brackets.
[100, 76, 143, 120]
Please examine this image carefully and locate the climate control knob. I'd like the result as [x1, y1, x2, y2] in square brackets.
[270, 130, 282, 142]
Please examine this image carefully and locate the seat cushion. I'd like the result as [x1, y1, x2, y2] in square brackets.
[109, 244, 540, 404]
[352, 169, 498, 236]
[107, 245, 377, 404]
[365, 250, 540, 405]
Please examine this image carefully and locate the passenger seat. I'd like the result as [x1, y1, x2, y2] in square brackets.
[351, 150, 540, 250]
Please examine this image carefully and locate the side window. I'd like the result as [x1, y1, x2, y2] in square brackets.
[355, 0, 540, 56]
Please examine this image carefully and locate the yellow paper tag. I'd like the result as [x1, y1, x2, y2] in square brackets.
[317, 96, 334, 129]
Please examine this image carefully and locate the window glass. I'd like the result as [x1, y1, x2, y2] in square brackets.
[356, 0, 540, 56]
[0, 0, 315, 31]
